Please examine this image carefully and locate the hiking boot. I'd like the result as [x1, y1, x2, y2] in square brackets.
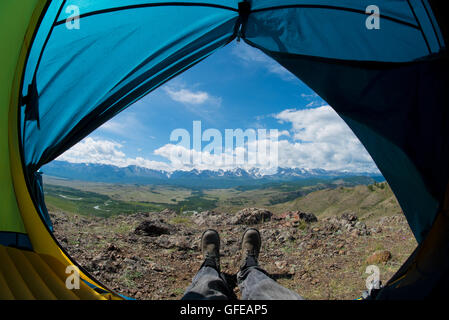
[200, 229, 220, 271]
[240, 228, 261, 270]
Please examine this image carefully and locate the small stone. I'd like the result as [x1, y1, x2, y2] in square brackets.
[107, 243, 120, 252]
[341, 213, 357, 222]
[366, 250, 392, 265]
[275, 261, 288, 270]
[134, 220, 174, 236]
[355, 221, 366, 229]
[230, 208, 273, 225]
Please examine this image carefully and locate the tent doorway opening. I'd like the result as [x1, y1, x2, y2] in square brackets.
[41, 41, 417, 300]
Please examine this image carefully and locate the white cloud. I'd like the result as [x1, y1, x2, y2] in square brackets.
[150, 108, 378, 173]
[57, 137, 170, 171]
[274, 106, 379, 173]
[57, 137, 126, 164]
[164, 86, 221, 106]
[164, 87, 208, 104]
[58, 106, 379, 174]
[153, 136, 280, 172]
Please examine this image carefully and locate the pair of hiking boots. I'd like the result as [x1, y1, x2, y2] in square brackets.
[201, 228, 261, 272]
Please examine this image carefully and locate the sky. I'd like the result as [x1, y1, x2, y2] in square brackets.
[57, 40, 380, 174]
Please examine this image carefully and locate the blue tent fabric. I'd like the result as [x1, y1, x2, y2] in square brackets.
[18, 0, 448, 298]
[0, 232, 33, 251]
[256, 48, 448, 242]
[22, 1, 239, 171]
[239, 0, 447, 243]
[246, 7, 428, 62]
[32, 171, 54, 232]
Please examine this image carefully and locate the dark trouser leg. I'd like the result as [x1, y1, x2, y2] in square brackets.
[237, 266, 304, 300]
[182, 265, 233, 300]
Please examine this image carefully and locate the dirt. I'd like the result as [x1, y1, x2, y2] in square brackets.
[50, 208, 417, 300]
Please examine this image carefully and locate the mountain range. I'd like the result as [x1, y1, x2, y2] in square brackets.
[41, 160, 384, 188]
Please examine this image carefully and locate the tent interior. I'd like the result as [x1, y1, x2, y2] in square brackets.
[1, 0, 448, 299]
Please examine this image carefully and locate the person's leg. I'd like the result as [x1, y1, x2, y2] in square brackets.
[182, 229, 234, 300]
[237, 228, 304, 300]
[238, 265, 304, 300]
[182, 265, 232, 300]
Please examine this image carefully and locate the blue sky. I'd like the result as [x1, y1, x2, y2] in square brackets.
[58, 40, 379, 174]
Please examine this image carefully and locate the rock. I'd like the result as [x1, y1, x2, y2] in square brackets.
[127, 234, 138, 242]
[366, 250, 392, 265]
[275, 261, 288, 270]
[230, 208, 273, 225]
[104, 260, 118, 273]
[341, 213, 357, 222]
[355, 221, 366, 230]
[107, 243, 120, 252]
[192, 210, 223, 226]
[134, 219, 174, 237]
[260, 229, 279, 240]
[322, 223, 339, 233]
[298, 212, 318, 223]
[151, 235, 195, 251]
[131, 212, 150, 219]
[172, 236, 196, 251]
[148, 261, 164, 272]
[160, 208, 177, 216]
[276, 230, 295, 243]
[278, 211, 317, 224]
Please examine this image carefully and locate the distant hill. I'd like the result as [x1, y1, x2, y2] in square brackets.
[41, 160, 384, 189]
[271, 182, 401, 221]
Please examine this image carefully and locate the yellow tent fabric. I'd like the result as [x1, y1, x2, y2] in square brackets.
[0, 245, 107, 300]
[0, 0, 122, 300]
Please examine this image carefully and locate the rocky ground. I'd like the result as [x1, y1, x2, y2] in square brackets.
[51, 207, 417, 300]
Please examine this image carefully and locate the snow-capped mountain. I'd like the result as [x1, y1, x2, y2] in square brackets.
[41, 161, 383, 188]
